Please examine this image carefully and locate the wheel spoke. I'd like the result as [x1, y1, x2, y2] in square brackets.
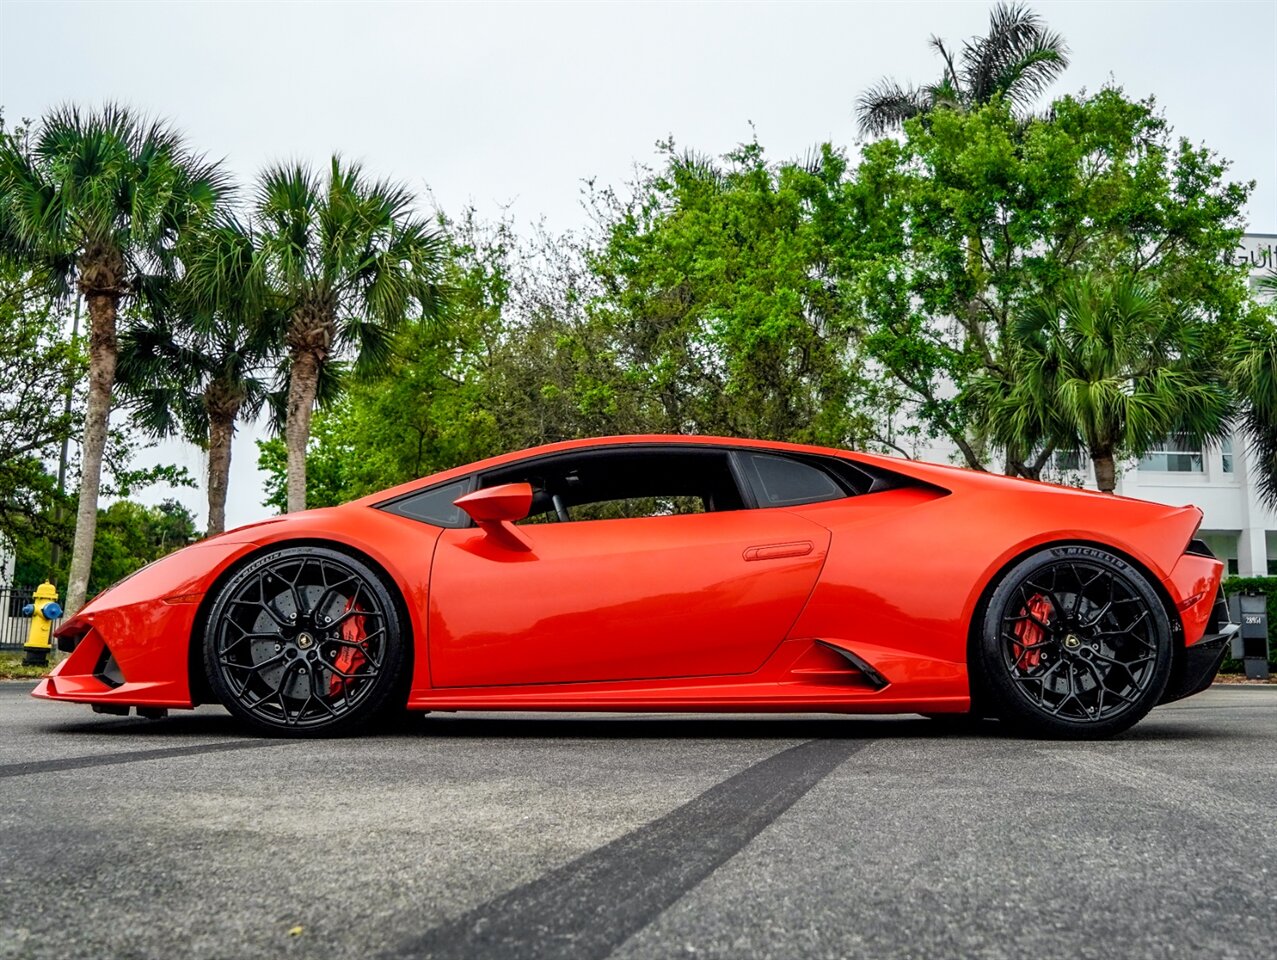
[1077, 659, 1110, 717]
[309, 575, 360, 619]
[1069, 564, 1085, 618]
[219, 631, 279, 656]
[1080, 598, 1113, 629]
[219, 651, 286, 673]
[1023, 580, 1067, 620]
[327, 630, 387, 668]
[1007, 611, 1052, 632]
[284, 558, 310, 616]
[1002, 629, 1051, 650]
[314, 658, 379, 682]
[228, 595, 290, 629]
[307, 668, 340, 719]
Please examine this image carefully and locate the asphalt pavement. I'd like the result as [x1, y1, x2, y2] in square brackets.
[0, 683, 1274, 960]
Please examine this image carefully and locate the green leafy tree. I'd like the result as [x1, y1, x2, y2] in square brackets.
[979, 275, 1232, 492]
[256, 320, 499, 511]
[584, 140, 871, 446]
[257, 142, 894, 509]
[119, 217, 276, 534]
[89, 499, 200, 589]
[856, 2, 1069, 136]
[249, 158, 448, 513]
[0, 105, 227, 613]
[842, 90, 1253, 475]
[14, 498, 199, 594]
[484, 217, 659, 446]
[0, 266, 81, 551]
[256, 211, 515, 508]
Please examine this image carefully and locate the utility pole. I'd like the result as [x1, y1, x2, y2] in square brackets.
[50, 295, 80, 573]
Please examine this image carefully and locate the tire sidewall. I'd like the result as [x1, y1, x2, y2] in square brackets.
[203, 545, 408, 737]
[977, 544, 1174, 739]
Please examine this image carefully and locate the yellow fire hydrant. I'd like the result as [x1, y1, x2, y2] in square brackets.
[21, 581, 62, 667]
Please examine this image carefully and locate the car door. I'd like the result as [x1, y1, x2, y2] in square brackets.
[427, 494, 832, 688]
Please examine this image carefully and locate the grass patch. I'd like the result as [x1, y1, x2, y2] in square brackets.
[0, 650, 56, 679]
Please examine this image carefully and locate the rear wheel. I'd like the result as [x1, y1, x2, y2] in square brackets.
[204, 546, 408, 737]
[975, 545, 1173, 739]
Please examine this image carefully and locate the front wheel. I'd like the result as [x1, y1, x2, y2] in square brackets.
[204, 546, 409, 737]
[975, 546, 1173, 739]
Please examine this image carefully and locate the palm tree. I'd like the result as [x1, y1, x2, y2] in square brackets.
[118, 218, 276, 536]
[252, 157, 447, 512]
[0, 105, 228, 613]
[856, 2, 1069, 137]
[1231, 271, 1277, 507]
[982, 275, 1231, 493]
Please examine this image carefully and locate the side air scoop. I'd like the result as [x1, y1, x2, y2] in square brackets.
[814, 640, 890, 689]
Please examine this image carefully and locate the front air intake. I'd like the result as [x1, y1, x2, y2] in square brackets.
[92, 644, 124, 688]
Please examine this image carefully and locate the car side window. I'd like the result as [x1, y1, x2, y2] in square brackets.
[539, 494, 708, 524]
[379, 479, 471, 528]
[742, 453, 845, 507]
[482, 448, 746, 525]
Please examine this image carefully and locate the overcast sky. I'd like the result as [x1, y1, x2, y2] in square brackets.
[2, 0, 1274, 530]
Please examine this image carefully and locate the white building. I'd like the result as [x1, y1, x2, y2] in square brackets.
[1118, 233, 1276, 575]
[920, 232, 1277, 577]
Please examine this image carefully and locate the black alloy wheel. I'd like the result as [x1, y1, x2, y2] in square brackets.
[976, 545, 1173, 738]
[204, 546, 408, 736]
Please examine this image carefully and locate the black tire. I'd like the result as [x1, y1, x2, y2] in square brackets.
[974, 544, 1173, 739]
[203, 545, 409, 737]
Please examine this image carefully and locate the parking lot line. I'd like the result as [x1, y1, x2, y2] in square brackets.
[387, 736, 868, 960]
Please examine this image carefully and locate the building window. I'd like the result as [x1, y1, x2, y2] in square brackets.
[1221, 437, 1234, 474]
[1138, 434, 1203, 473]
[1199, 531, 1240, 577]
[1054, 449, 1083, 471]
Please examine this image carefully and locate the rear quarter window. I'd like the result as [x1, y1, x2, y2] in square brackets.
[742, 453, 845, 507]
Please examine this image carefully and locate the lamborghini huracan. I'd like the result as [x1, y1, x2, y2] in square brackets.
[35, 436, 1236, 738]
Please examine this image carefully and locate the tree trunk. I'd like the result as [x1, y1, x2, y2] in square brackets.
[1003, 442, 1023, 477]
[65, 293, 119, 616]
[283, 308, 334, 513]
[285, 348, 321, 513]
[204, 391, 241, 536]
[951, 432, 988, 472]
[1092, 450, 1117, 493]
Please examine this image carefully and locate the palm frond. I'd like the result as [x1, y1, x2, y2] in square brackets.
[857, 2, 1069, 136]
[1231, 313, 1277, 506]
[928, 36, 963, 95]
[997, 41, 1070, 109]
[1, 101, 230, 308]
[995, 272, 1230, 470]
[855, 79, 930, 137]
[964, 2, 1069, 106]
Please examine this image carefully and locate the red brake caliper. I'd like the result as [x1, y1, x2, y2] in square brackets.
[329, 597, 368, 697]
[1012, 594, 1052, 671]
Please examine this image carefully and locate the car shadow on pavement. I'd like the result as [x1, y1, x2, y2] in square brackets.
[38, 709, 245, 738]
[35, 707, 1246, 743]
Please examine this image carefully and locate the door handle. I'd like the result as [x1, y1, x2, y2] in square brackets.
[743, 541, 814, 561]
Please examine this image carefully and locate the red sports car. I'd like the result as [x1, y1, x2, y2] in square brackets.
[36, 435, 1235, 738]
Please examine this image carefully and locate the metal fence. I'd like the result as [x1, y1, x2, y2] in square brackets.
[0, 584, 60, 650]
